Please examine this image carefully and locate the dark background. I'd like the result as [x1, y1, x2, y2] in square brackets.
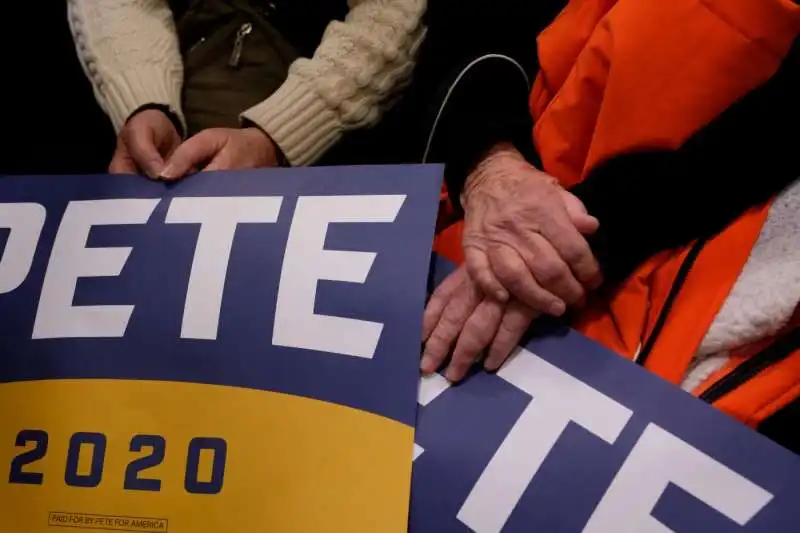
[0, 0, 557, 176]
[3, 3, 115, 176]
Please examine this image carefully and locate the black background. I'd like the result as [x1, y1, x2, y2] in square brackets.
[3, 2, 115, 176]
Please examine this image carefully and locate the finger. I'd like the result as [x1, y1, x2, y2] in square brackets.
[161, 130, 224, 180]
[446, 298, 504, 382]
[420, 279, 481, 375]
[126, 126, 167, 179]
[163, 135, 182, 160]
[537, 210, 602, 290]
[523, 234, 585, 306]
[422, 267, 467, 340]
[108, 145, 137, 175]
[202, 149, 235, 172]
[465, 247, 509, 302]
[484, 302, 539, 371]
[560, 194, 603, 289]
[489, 244, 566, 316]
[569, 212, 599, 235]
[561, 191, 600, 235]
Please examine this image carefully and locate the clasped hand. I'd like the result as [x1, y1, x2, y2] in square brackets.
[422, 144, 602, 382]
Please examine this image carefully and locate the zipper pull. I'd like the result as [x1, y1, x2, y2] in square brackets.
[187, 36, 207, 55]
[228, 22, 253, 68]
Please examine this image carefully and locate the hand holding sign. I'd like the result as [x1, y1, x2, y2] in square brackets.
[160, 127, 280, 179]
[413, 256, 800, 533]
[421, 265, 538, 382]
[110, 109, 182, 178]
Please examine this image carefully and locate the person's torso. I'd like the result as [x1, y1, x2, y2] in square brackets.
[169, 0, 349, 57]
[434, 0, 800, 449]
[529, 0, 800, 449]
[529, 0, 800, 186]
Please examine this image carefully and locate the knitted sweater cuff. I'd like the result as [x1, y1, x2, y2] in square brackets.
[240, 74, 341, 167]
[101, 66, 185, 134]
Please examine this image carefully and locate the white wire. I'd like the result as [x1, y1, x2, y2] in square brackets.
[421, 54, 530, 164]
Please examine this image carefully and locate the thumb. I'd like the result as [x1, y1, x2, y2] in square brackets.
[561, 190, 599, 235]
[127, 127, 166, 179]
[161, 130, 224, 180]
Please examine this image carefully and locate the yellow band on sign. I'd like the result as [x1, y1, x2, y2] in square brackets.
[1, 379, 414, 533]
[47, 512, 168, 532]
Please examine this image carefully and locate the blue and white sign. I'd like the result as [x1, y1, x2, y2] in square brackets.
[0, 167, 442, 533]
[410, 257, 800, 533]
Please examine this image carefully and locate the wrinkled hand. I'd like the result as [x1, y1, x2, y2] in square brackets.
[109, 109, 181, 178]
[421, 266, 538, 382]
[160, 127, 279, 180]
[462, 144, 602, 316]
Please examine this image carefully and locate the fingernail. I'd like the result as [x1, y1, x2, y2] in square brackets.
[496, 289, 509, 302]
[444, 368, 458, 382]
[159, 164, 176, 179]
[550, 301, 566, 316]
[484, 360, 500, 372]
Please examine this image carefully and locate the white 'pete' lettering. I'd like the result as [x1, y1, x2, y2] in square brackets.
[164, 196, 283, 340]
[32, 199, 160, 339]
[413, 348, 774, 533]
[413, 373, 452, 461]
[582, 423, 772, 533]
[273, 195, 405, 358]
[458, 347, 633, 533]
[0, 195, 405, 358]
[0, 203, 46, 294]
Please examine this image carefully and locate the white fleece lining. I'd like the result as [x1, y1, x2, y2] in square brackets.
[681, 178, 800, 390]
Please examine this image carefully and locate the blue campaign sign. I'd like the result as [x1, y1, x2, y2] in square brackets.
[0, 167, 442, 533]
[410, 257, 800, 533]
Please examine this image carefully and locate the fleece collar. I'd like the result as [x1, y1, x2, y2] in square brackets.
[699, 178, 800, 355]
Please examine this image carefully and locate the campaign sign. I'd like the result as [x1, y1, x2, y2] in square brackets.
[0, 166, 442, 533]
[410, 257, 800, 533]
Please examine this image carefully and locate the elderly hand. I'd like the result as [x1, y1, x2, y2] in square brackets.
[421, 266, 538, 382]
[461, 143, 602, 316]
[109, 109, 182, 178]
[159, 127, 280, 180]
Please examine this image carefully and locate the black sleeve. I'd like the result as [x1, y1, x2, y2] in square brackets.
[419, 0, 569, 210]
[759, 394, 800, 454]
[571, 41, 800, 285]
[424, 55, 536, 208]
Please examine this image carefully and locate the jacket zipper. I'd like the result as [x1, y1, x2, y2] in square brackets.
[634, 237, 708, 367]
[698, 327, 799, 404]
[228, 22, 253, 68]
[186, 35, 207, 55]
[634, 236, 798, 404]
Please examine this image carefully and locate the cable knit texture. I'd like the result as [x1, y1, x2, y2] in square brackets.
[682, 178, 800, 390]
[242, 0, 427, 165]
[68, 0, 427, 165]
[68, 0, 185, 133]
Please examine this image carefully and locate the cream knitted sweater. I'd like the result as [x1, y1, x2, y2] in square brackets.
[67, 0, 427, 166]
